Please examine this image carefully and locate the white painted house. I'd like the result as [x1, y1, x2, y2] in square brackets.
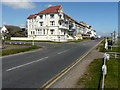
[26, 5, 78, 42]
[11, 5, 96, 42]
[0, 25, 9, 34]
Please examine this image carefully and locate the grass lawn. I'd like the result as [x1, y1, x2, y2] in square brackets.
[99, 46, 119, 52]
[76, 58, 103, 88]
[2, 45, 43, 56]
[6, 37, 90, 43]
[5, 43, 32, 46]
[67, 38, 90, 43]
[104, 58, 118, 88]
[99, 38, 120, 53]
[5, 40, 62, 43]
[76, 58, 118, 88]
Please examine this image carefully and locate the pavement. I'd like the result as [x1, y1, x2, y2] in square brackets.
[2, 38, 103, 88]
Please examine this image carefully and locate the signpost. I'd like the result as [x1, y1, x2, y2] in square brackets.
[32, 35, 36, 46]
[2, 31, 8, 48]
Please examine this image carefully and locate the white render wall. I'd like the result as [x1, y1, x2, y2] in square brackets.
[27, 13, 60, 37]
[27, 12, 72, 42]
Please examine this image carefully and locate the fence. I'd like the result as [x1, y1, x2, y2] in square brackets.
[101, 38, 119, 89]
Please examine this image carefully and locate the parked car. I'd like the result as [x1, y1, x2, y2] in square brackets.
[91, 36, 95, 40]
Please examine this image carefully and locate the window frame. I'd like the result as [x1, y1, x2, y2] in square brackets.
[40, 15, 43, 19]
[50, 21, 55, 26]
[50, 29, 54, 35]
[39, 22, 43, 26]
[50, 14, 54, 18]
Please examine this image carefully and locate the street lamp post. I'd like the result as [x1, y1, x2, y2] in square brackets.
[112, 30, 116, 46]
[2, 31, 8, 48]
[32, 35, 35, 46]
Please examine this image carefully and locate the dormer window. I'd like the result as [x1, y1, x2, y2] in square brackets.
[40, 15, 43, 19]
[50, 14, 54, 18]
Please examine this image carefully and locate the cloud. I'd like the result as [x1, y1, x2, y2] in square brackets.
[45, 4, 53, 8]
[2, 0, 35, 9]
[19, 24, 25, 27]
[2, 22, 6, 25]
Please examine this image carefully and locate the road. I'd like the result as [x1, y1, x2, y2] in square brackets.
[2, 39, 103, 88]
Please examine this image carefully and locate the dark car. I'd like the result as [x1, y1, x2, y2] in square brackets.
[91, 36, 95, 40]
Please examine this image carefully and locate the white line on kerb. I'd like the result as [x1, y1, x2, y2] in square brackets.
[6, 57, 48, 72]
[57, 49, 70, 54]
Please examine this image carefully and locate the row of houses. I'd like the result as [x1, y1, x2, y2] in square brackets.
[1, 5, 96, 42]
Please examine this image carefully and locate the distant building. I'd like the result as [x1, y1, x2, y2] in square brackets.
[0, 25, 27, 39]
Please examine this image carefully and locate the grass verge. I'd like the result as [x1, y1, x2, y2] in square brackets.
[6, 40, 62, 43]
[5, 43, 32, 46]
[76, 58, 103, 88]
[76, 58, 118, 88]
[2, 45, 43, 56]
[67, 38, 90, 43]
[6, 38, 90, 43]
[76, 37, 119, 89]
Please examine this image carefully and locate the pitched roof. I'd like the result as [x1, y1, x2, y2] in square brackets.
[63, 13, 82, 25]
[37, 5, 62, 14]
[27, 14, 36, 19]
[63, 13, 71, 19]
[4, 25, 21, 31]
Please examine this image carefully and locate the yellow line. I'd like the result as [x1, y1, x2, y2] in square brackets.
[41, 52, 86, 88]
[41, 39, 103, 88]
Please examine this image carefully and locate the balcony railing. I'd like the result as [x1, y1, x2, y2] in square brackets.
[59, 25, 69, 30]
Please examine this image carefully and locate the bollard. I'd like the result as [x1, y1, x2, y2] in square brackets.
[102, 64, 107, 75]
[102, 64, 107, 90]
[105, 39, 108, 50]
[106, 54, 110, 60]
[104, 53, 110, 60]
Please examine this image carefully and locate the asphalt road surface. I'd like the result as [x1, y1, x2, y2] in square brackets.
[3, 38, 103, 88]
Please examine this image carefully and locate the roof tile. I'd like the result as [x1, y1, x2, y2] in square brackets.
[37, 5, 61, 14]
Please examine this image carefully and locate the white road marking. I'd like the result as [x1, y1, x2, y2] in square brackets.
[57, 49, 70, 54]
[6, 57, 48, 72]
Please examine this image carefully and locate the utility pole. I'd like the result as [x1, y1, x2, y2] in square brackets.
[113, 30, 116, 46]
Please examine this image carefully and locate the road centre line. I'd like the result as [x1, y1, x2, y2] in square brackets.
[6, 57, 48, 72]
[57, 49, 70, 54]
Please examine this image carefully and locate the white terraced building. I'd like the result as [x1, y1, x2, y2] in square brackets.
[11, 5, 96, 42]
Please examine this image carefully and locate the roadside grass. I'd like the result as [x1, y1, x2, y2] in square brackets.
[2, 45, 43, 56]
[67, 38, 90, 43]
[76, 37, 119, 89]
[6, 38, 90, 43]
[76, 58, 118, 88]
[99, 38, 119, 53]
[5, 43, 32, 46]
[6, 40, 62, 43]
[99, 46, 119, 52]
[104, 58, 118, 88]
[76, 58, 103, 88]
